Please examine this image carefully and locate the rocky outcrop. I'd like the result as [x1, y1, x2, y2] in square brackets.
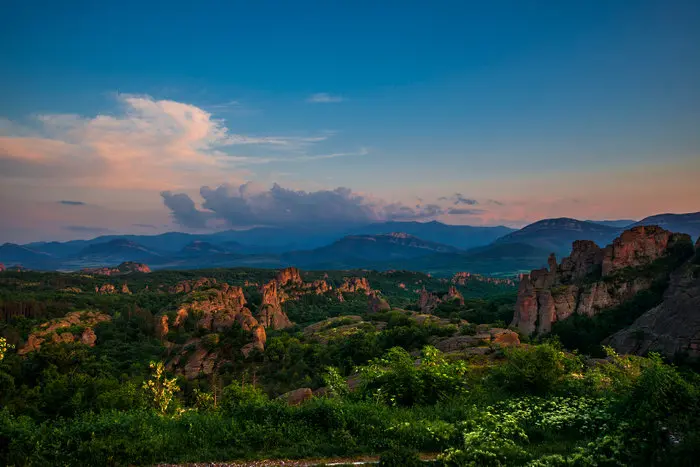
[418, 289, 441, 314]
[452, 272, 516, 287]
[155, 314, 169, 340]
[176, 284, 249, 332]
[445, 286, 465, 306]
[0, 263, 5, 272]
[559, 241, 603, 282]
[166, 338, 219, 380]
[81, 262, 151, 276]
[337, 277, 371, 294]
[276, 267, 303, 287]
[257, 281, 293, 329]
[601, 226, 679, 276]
[278, 388, 313, 406]
[18, 311, 111, 355]
[95, 284, 117, 295]
[512, 226, 692, 335]
[434, 327, 520, 353]
[80, 328, 97, 346]
[305, 280, 330, 295]
[605, 250, 700, 360]
[241, 325, 267, 357]
[169, 278, 217, 294]
[368, 291, 391, 313]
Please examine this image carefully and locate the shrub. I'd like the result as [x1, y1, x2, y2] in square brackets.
[221, 383, 268, 411]
[356, 346, 468, 406]
[488, 343, 582, 395]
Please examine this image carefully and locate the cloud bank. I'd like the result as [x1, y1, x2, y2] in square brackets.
[161, 183, 456, 229]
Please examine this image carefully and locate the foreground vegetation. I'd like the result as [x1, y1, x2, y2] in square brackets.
[1, 267, 699, 466]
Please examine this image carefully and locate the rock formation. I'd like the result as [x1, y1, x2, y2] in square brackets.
[18, 311, 111, 355]
[418, 289, 441, 314]
[95, 284, 117, 295]
[435, 327, 520, 353]
[275, 267, 303, 287]
[305, 280, 330, 295]
[452, 272, 516, 287]
[446, 286, 465, 306]
[257, 280, 293, 329]
[512, 226, 691, 335]
[81, 262, 151, 276]
[169, 278, 217, 294]
[605, 243, 700, 360]
[121, 283, 131, 294]
[368, 291, 391, 313]
[155, 314, 169, 340]
[241, 325, 267, 357]
[176, 283, 250, 332]
[0, 263, 5, 272]
[337, 277, 371, 294]
[602, 226, 677, 276]
[164, 280, 293, 374]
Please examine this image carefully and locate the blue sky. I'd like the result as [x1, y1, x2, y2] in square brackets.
[1, 1, 699, 242]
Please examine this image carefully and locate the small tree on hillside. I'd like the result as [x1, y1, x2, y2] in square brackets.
[143, 361, 180, 415]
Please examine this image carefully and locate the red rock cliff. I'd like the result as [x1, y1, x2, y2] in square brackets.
[511, 226, 691, 335]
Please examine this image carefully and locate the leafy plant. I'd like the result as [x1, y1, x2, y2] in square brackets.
[142, 361, 180, 415]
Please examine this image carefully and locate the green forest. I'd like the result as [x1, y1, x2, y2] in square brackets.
[1, 266, 699, 466]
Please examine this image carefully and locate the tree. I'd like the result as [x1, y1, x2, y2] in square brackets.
[142, 361, 180, 415]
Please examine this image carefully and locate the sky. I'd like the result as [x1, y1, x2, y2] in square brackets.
[1, 0, 699, 243]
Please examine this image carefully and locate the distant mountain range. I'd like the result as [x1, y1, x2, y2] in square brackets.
[1, 213, 698, 276]
[494, 218, 622, 257]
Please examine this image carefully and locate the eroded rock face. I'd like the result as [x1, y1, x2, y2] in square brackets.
[446, 286, 465, 306]
[257, 281, 293, 329]
[452, 272, 516, 287]
[18, 311, 111, 355]
[418, 289, 441, 314]
[276, 267, 303, 287]
[434, 328, 520, 353]
[605, 257, 700, 360]
[95, 284, 117, 295]
[241, 325, 267, 357]
[338, 277, 371, 294]
[601, 226, 679, 276]
[306, 280, 330, 295]
[559, 241, 603, 282]
[169, 278, 217, 294]
[155, 314, 169, 340]
[80, 328, 97, 346]
[81, 262, 151, 276]
[176, 283, 250, 332]
[368, 291, 391, 313]
[512, 226, 689, 335]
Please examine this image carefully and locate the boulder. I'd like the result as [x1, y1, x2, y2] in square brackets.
[368, 291, 391, 313]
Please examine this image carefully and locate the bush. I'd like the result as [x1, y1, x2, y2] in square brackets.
[221, 383, 268, 411]
[356, 346, 468, 406]
[488, 343, 582, 395]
